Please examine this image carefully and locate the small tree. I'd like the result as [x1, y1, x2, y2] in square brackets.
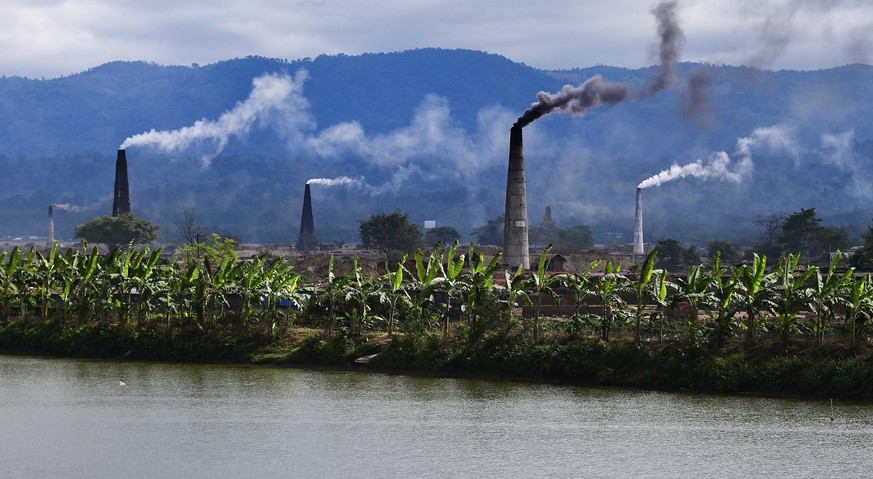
[555, 224, 595, 250]
[423, 226, 462, 246]
[707, 240, 741, 264]
[812, 226, 851, 258]
[752, 212, 786, 250]
[359, 210, 422, 257]
[176, 233, 238, 267]
[655, 239, 694, 271]
[173, 207, 207, 245]
[74, 213, 159, 249]
[471, 215, 504, 246]
[851, 218, 873, 270]
[778, 208, 820, 255]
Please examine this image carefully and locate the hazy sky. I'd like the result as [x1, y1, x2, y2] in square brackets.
[0, 0, 870, 79]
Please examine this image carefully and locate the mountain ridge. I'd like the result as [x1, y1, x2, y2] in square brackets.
[0, 49, 871, 245]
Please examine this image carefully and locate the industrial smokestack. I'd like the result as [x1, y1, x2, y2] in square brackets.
[299, 183, 315, 238]
[296, 183, 320, 251]
[633, 188, 644, 256]
[503, 126, 530, 270]
[112, 149, 131, 216]
[47, 205, 54, 248]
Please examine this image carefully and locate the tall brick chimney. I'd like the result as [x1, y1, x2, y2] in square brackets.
[633, 187, 644, 255]
[503, 126, 530, 269]
[112, 149, 131, 216]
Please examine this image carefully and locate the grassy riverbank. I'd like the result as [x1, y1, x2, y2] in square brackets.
[4, 321, 872, 400]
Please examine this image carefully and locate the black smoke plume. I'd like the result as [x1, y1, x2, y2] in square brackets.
[680, 69, 714, 127]
[513, 0, 683, 129]
[636, 0, 684, 99]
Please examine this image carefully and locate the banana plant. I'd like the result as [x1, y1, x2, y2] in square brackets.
[74, 245, 102, 326]
[558, 259, 601, 336]
[650, 269, 671, 342]
[376, 253, 409, 338]
[130, 247, 163, 324]
[34, 241, 59, 319]
[771, 253, 818, 345]
[463, 246, 501, 335]
[318, 255, 350, 337]
[671, 263, 713, 343]
[807, 252, 853, 345]
[403, 247, 442, 333]
[594, 260, 625, 342]
[158, 262, 186, 328]
[524, 245, 562, 341]
[232, 256, 269, 326]
[342, 257, 377, 337]
[433, 241, 467, 340]
[705, 252, 740, 349]
[0, 246, 22, 323]
[846, 274, 873, 346]
[9, 246, 37, 324]
[630, 250, 658, 345]
[106, 247, 136, 325]
[736, 253, 774, 345]
[55, 247, 81, 322]
[206, 256, 235, 325]
[501, 263, 530, 334]
[178, 261, 203, 326]
[259, 259, 300, 337]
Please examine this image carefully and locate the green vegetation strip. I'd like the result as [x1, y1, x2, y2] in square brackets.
[4, 321, 871, 400]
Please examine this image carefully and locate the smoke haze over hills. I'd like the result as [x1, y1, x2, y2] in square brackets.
[0, 50, 871, 245]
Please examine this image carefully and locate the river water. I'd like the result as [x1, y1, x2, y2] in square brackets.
[1, 355, 871, 478]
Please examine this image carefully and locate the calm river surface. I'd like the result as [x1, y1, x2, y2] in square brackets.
[1, 355, 871, 478]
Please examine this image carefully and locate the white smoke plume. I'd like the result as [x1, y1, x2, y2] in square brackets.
[820, 130, 855, 170]
[305, 94, 508, 184]
[120, 71, 311, 167]
[820, 129, 873, 199]
[119, 68, 506, 194]
[638, 124, 798, 189]
[51, 202, 97, 212]
[735, 124, 800, 165]
[306, 176, 363, 187]
[637, 151, 751, 189]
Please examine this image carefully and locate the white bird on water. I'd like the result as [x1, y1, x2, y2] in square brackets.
[119, 380, 126, 387]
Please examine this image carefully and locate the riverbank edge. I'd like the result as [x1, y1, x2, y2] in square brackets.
[2, 321, 872, 400]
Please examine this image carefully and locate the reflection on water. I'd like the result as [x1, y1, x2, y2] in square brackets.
[1, 355, 871, 478]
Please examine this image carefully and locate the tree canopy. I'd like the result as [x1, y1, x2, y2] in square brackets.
[74, 213, 159, 249]
[779, 208, 820, 254]
[555, 224, 595, 250]
[707, 240, 741, 264]
[176, 232, 238, 266]
[173, 207, 208, 245]
[472, 215, 504, 246]
[654, 239, 699, 270]
[423, 226, 462, 247]
[359, 209, 422, 256]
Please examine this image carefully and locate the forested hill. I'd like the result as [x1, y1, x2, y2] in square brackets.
[1, 49, 872, 244]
